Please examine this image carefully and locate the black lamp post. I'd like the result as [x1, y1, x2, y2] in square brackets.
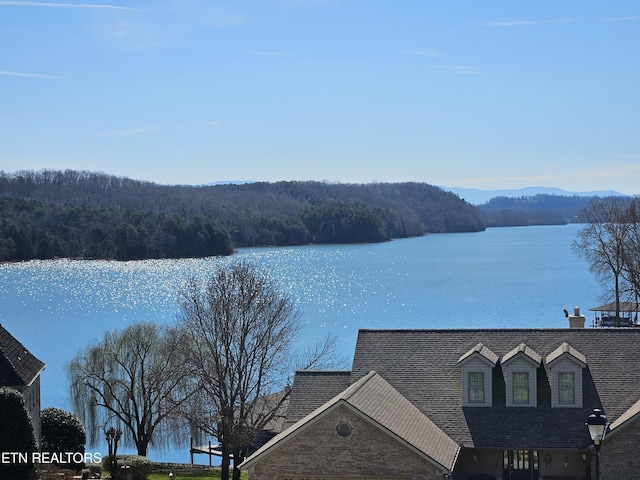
[586, 408, 609, 480]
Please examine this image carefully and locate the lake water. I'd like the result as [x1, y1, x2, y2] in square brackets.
[0, 224, 603, 462]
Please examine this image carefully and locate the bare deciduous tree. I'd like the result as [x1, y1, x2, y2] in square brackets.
[620, 199, 640, 309]
[178, 261, 340, 480]
[572, 197, 636, 318]
[67, 322, 192, 456]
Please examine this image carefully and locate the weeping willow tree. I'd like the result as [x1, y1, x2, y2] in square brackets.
[66, 322, 193, 456]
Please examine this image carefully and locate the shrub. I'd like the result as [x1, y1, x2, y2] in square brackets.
[87, 463, 102, 477]
[40, 407, 86, 470]
[103, 455, 153, 480]
[0, 387, 36, 480]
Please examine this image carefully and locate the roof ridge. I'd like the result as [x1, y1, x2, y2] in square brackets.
[341, 370, 377, 401]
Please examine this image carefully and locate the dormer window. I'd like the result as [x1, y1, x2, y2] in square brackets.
[502, 343, 541, 408]
[558, 372, 575, 404]
[458, 343, 498, 407]
[546, 342, 586, 408]
[512, 372, 530, 404]
[468, 372, 485, 403]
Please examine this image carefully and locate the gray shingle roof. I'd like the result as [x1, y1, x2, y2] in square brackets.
[284, 370, 351, 428]
[0, 324, 45, 388]
[349, 328, 640, 450]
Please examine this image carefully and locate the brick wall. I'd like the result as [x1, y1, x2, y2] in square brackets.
[597, 418, 640, 480]
[248, 404, 444, 480]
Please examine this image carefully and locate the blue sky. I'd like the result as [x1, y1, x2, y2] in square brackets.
[1, 1, 639, 194]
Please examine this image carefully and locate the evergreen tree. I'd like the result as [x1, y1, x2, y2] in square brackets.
[0, 387, 36, 480]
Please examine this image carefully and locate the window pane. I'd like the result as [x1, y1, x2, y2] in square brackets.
[513, 372, 529, 404]
[558, 372, 575, 404]
[469, 372, 484, 403]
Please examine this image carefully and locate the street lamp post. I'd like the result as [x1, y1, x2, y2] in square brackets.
[586, 408, 609, 480]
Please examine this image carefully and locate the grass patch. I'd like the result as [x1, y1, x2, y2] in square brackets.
[148, 466, 248, 480]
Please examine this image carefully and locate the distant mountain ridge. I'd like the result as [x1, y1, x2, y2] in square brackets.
[442, 186, 627, 205]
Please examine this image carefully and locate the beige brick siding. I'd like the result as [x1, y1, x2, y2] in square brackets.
[248, 405, 444, 480]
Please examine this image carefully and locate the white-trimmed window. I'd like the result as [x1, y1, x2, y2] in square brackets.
[502, 344, 540, 408]
[558, 372, 575, 404]
[468, 371, 485, 403]
[546, 343, 586, 408]
[512, 372, 530, 404]
[549, 363, 583, 408]
[461, 363, 493, 406]
[458, 343, 498, 407]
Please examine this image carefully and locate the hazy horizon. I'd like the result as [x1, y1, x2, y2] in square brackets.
[2, 1, 639, 195]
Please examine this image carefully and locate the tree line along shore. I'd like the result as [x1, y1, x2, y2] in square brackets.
[0, 169, 603, 262]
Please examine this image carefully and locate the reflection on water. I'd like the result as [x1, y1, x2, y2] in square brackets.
[0, 224, 601, 462]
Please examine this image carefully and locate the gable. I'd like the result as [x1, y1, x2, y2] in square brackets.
[457, 343, 499, 366]
[502, 343, 541, 367]
[241, 371, 460, 473]
[244, 404, 446, 480]
[546, 342, 587, 368]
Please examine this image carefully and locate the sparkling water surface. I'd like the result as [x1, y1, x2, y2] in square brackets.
[0, 224, 601, 462]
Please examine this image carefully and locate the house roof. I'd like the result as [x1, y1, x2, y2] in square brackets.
[501, 342, 542, 366]
[250, 388, 291, 434]
[0, 324, 45, 388]
[283, 370, 351, 428]
[242, 370, 460, 472]
[457, 343, 499, 366]
[349, 328, 640, 450]
[608, 397, 640, 437]
[546, 342, 587, 367]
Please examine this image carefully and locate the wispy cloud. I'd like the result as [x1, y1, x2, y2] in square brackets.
[99, 126, 158, 137]
[603, 16, 640, 22]
[245, 51, 294, 57]
[428, 65, 484, 75]
[0, 1, 138, 10]
[481, 19, 571, 27]
[397, 48, 441, 58]
[93, 4, 244, 49]
[0, 70, 58, 78]
[281, 0, 340, 6]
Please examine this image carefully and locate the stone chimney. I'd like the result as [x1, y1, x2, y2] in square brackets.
[568, 307, 586, 328]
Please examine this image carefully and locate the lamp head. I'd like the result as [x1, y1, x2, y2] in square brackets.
[586, 408, 609, 445]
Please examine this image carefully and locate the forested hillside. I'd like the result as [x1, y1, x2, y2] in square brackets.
[478, 194, 597, 226]
[0, 170, 485, 262]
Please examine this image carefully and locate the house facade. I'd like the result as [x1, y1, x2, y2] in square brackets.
[0, 324, 46, 446]
[242, 326, 640, 480]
